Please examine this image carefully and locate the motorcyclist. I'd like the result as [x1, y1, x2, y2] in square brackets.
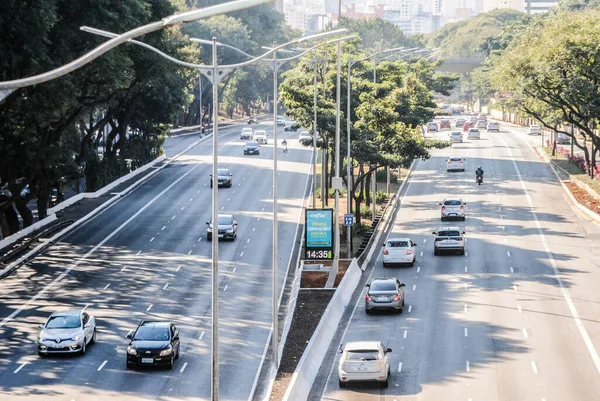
[282, 139, 288, 153]
[475, 165, 484, 183]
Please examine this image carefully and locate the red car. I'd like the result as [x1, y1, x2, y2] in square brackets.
[462, 122, 474, 132]
[439, 119, 451, 129]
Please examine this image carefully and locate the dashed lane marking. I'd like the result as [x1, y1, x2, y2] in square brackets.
[161, 226, 166, 231]
[120, 266, 127, 272]
[531, 361, 538, 374]
[417, 266, 420, 273]
[13, 363, 26, 374]
[232, 267, 237, 273]
[408, 305, 412, 313]
[465, 328, 468, 337]
[176, 266, 181, 272]
[507, 251, 511, 257]
[180, 362, 188, 373]
[163, 283, 169, 290]
[181, 207, 185, 211]
[523, 329, 528, 339]
[240, 252, 244, 257]
[97, 360, 108, 371]
[136, 250, 142, 255]
[150, 237, 155, 242]
[420, 251, 423, 257]
[510, 266, 514, 273]
[403, 330, 407, 339]
[171, 215, 176, 220]
[466, 361, 470, 372]
[146, 304, 153, 312]
[103, 284, 110, 290]
[199, 331, 205, 341]
[412, 285, 416, 291]
[398, 362, 403, 373]
[224, 285, 228, 292]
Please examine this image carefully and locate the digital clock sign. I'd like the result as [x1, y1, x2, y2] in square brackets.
[305, 208, 334, 260]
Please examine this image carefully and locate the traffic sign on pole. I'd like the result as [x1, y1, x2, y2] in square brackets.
[344, 213, 354, 227]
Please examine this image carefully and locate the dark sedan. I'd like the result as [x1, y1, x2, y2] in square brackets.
[126, 321, 180, 370]
[207, 214, 237, 241]
[247, 116, 259, 124]
[210, 168, 232, 188]
[244, 141, 260, 155]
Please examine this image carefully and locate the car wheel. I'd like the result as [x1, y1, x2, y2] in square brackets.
[382, 377, 389, 388]
[175, 344, 180, 360]
[339, 379, 346, 388]
[365, 309, 371, 315]
[441, 217, 445, 221]
[434, 249, 439, 256]
[397, 307, 403, 314]
[207, 235, 211, 241]
[167, 355, 174, 370]
[410, 260, 415, 267]
[80, 340, 86, 355]
[126, 361, 133, 370]
[460, 250, 465, 255]
[210, 183, 213, 188]
[38, 351, 46, 358]
[383, 262, 388, 268]
[91, 328, 97, 344]
[462, 216, 466, 221]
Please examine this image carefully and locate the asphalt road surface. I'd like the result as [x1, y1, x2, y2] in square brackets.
[0, 120, 313, 400]
[313, 116, 600, 401]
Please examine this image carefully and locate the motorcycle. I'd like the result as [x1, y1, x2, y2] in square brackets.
[49, 188, 59, 207]
[476, 175, 483, 185]
[282, 144, 288, 153]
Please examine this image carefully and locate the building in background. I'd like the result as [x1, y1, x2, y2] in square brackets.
[523, 0, 558, 13]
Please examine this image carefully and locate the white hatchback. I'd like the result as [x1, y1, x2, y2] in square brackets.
[440, 197, 466, 221]
[382, 237, 416, 267]
[467, 128, 480, 139]
[254, 130, 268, 144]
[240, 127, 253, 139]
[447, 157, 465, 172]
[449, 131, 463, 143]
[298, 131, 313, 143]
[338, 341, 392, 388]
[527, 125, 542, 135]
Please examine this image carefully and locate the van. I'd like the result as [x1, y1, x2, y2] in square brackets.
[557, 133, 570, 144]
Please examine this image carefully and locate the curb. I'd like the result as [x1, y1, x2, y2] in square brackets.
[0, 131, 214, 278]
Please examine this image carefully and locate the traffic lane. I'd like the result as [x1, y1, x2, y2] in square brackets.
[0, 125, 310, 396]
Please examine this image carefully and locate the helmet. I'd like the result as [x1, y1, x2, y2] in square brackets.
[477, 166, 481, 169]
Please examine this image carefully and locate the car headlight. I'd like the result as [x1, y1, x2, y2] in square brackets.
[159, 347, 172, 357]
[226, 228, 234, 233]
[71, 335, 81, 341]
[127, 346, 137, 355]
[207, 227, 213, 232]
[38, 334, 46, 342]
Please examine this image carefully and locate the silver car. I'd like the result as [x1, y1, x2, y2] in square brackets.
[432, 226, 466, 255]
[37, 309, 96, 356]
[338, 341, 392, 388]
[365, 277, 406, 314]
[440, 197, 466, 221]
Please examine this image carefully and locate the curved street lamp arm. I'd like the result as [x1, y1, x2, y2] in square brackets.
[191, 38, 257, 59]
[277, 35, 358, 63]
[81, 26, 204, 69]
[0, 0, 274, 91]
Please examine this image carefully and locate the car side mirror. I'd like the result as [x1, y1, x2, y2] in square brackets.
[400, 283, 406, 287]
[206, 222, 210, 225]
[462, 231, 466, 234]
[38, 323, 45, 329]
[463, 202, 467, 205]
[338, 344, 344, 354]
[414, 244, 417, 247]
[126, 331, 133, 339]
[386, 348, 393, 353]
[432, 231, 436, 235]
[382, 243, 385, 247]
[365, 283, 370, 287]
[438, 202, 442, 205]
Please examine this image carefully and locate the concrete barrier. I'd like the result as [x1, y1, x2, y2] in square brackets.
[0, 214, 57, 252]
[282, 258, 362, 401]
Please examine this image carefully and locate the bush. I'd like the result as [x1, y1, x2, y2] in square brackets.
[375, 190, 387, 204]
[375, 169, 398, 183]
[316, 187, 348, 199]
[353, 222, 371, 238]
[360, 205, 373, 219]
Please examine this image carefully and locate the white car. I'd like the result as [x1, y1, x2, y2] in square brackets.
[467, 128, 480, 139]
[557, 133, 571, 144]
[487, 121, 499, 132]
[254, 130, 268, 144]
[449, 131, 463, 143]
[476, 120, 487, 129]
[240, 127, 253, 139]
[276, 117, 285, 127]
[426, 122, 438, 132]
[440, 197, 466, 221]
[298, 131, 313, 143]
[447, 157, 465, 172]
[338, 341, 392, 388]
[382, 237, 416, 267]
[37, 309, 96, 356]
[432, 226, 466, 255]
[527, 125, 542, 135]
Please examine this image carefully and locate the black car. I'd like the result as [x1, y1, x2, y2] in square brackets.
[247, 116, 259, 124]
[284, 122, 300, 132]
[207, 214, 237, 241]
[126, 321, 180, 370]
[244, 141, 260, 155]
[210, 168, 232, 188]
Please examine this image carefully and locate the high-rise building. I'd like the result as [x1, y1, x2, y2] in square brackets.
[523, 0, 558, 13]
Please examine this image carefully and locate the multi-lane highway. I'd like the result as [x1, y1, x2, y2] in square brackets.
[0, 121, 313, 400]
[313, 117, 600, 400]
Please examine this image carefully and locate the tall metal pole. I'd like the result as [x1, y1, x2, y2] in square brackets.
[199, 74, 203, 127]
[313, 51, 318, 209]
[271, 42, 280, 369]
[321, 61, 327, 209]
[372, 66, 377, 220]
[210, 37, 220, 401]
[346, 60, 353, 258]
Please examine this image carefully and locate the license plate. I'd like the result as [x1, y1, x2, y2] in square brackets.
[357, 365, 368, 371]
[141, 358, 153, 364]
[218, 234, 224, 238]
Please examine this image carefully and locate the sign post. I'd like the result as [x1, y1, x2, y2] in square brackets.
[305, 209, 334, 260]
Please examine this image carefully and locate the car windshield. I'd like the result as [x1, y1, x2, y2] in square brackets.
[218, 169, 229, 176]
[470, 129, 479, 132]
[246, 142, 258, 147]
[439, 230, 461, 237]
[449, 158, 462, 161]
[347, 351, 380, 361]
[451, 133, 461, 136]
[255, 131, 266, 136]
[218, 216, 233, 225]
[387, 240, 408, 247]
[370, 281, 396, 291]
[134, 327, 170, 341]
[46, 315, 80, 329]
[444, 200, 462, 206]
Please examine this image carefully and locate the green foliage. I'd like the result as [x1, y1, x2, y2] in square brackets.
[352, 222, 372, 238]
[423, 139, 453, 149]
[359, 205, 373, 220]
[375, 170, 398, 183]
[339, 17, 420, 53]
[375, 190, 387, 204]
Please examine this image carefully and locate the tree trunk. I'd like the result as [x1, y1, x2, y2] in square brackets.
[365, 172, 372, 207]
[0, 209, 10, 239]
[4, 204, 19, 235]
[14, 199, 34, 227]
[352, 164, 365, 228]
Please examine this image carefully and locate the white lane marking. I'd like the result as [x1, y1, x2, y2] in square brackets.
[518, 305, 522, 313]
[507, 251, 511, 257]
[240, 252, 244, 257]
[103, 284, 110, 290]
[513, 285, 518, 291]
[224, 285, 228, 292]
[150, 237, 155, 242]
[176, 265, 181, 272]
[252, 227, 256, 232]
[465, 266, 468, 272]
[232, 267, 237, 273]
[247, 239, 250, 243]
[256, 217, 260, 221]
[198, 236, 202, 242]
[412, 285, 416, 291]
[417, 266, 420, 273]
[403, 330, 408, 339]
[136, 250, 142, 255]
[188, 250, 192, 255]
[531, 361, 538, 374]
[227, 198, 231, 202]
[146, 304, 153, 312]
[197, 190, 200, 193]
[163, 283, 169, 290]
[262, 207, 265, 211]
[504, 238, 508, 243]
[465, 251, 468, 257]
[420, 251, 423, 257]
[171, 215, 176, 220]
[161, 226, 166, 231]
[120, 266, 127, 272]
[97, 360, 108, 371]
[466, 361, 470, 372]
[464, 304, 468, 313]
[221, 206, 224, 210]
[398, 362, 403, 373]
[523, 328, 528, 339]
[181, 207, 185, 211]
[233, 190, 236, 194]
[423, 239, 427, 243]
[204, 183, 207, 187]
[189, 198, 193, 202]
[180, 362, 188, 373]
[408, 305, 412, 313]
[465, 328, 468, 337]
[13, 363, 26, 374]
[501, 225, 505, 230]
[199, 331, 205, 341]
[510, 267, 514, 273]
[505, 135, 600, 376]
